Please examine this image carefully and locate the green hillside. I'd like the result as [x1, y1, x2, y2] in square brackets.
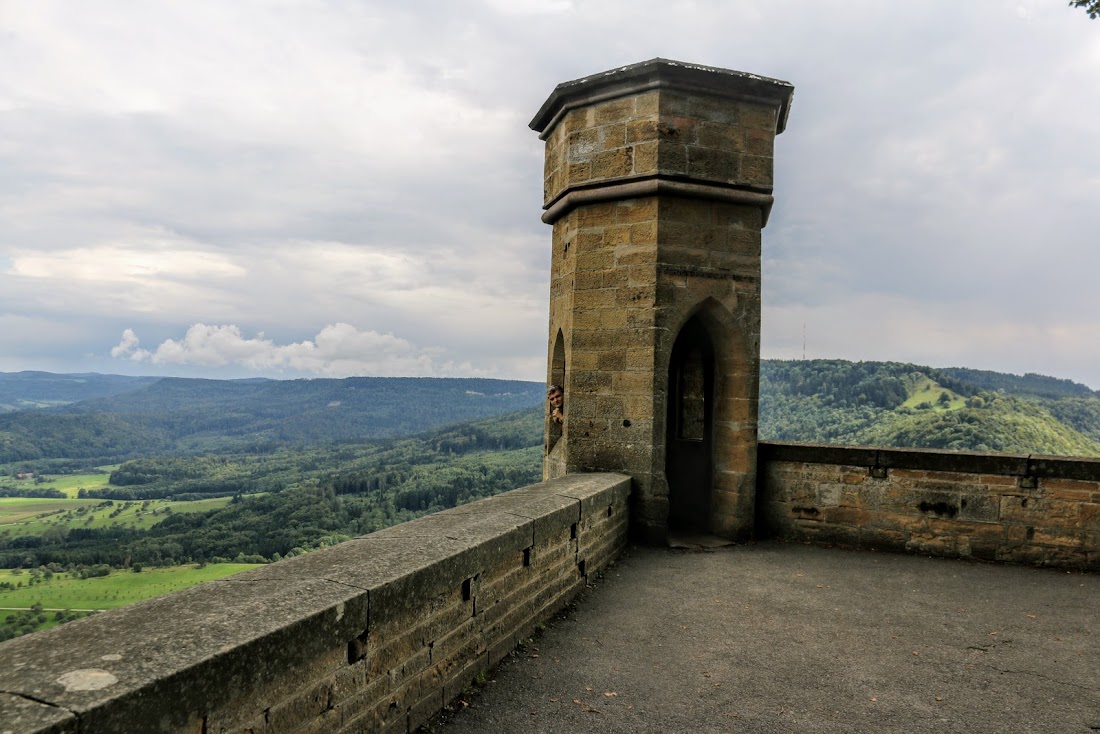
[859, 394, 1100, 454]
[759, 359, 1100, 456]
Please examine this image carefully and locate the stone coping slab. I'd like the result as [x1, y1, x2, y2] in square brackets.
[530, 57, 794, 136]
[759, 441, 1100, 480]
[0, 473, 631, 733]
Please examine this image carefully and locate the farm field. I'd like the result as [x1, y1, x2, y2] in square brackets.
[0, 563, 260, 612]
[44, 467, 119, 497]
[0, 467, 118, 498]
[0, 495, 234, 535]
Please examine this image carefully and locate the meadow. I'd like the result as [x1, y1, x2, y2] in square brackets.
[0, 467, 117, 498]
[0, 563, 259, 611]
[901, 375, 966, 410]
[0, 494, 234, 536]
[0, 464, 233, 536]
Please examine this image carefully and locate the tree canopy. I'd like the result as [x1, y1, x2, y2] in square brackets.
[1071, 0, 1099, 19]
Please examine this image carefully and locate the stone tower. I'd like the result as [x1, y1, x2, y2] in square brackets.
[531, 59, 793, 543]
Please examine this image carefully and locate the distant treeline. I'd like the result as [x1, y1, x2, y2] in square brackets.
[0, 376, 545, 466]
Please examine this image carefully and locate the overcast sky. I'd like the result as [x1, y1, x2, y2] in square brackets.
[1, 1, 1098, 387]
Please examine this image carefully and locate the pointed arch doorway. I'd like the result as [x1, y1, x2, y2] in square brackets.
[666, 316, 715, 534]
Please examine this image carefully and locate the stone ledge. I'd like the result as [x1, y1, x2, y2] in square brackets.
[0, 693, 76, 734]
[759, 441, 1100, 480]
[0, 473, 631, 734]
[530, 58, 794, 138]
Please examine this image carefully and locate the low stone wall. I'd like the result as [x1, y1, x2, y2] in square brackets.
[0, 473, 630, 734]
[759, 442, 1100, 571]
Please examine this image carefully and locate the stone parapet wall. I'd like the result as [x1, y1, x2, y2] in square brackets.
[0, 474, 630, 734]
[759, 442, 1100, 571]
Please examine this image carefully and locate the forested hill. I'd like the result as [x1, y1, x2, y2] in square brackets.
[937, 367, 1098, 400]
[4, 362, 1100, 468]
[0, 375, 544, 465]
[760, 360, 1100, 455]
[0, 372, 160, 412]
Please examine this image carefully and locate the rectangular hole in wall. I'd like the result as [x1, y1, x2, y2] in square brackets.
[578, 559, 587, 578]
[607, 504, 613, 518]
[347, 631, 369, 664]
[523, 546, 532, 567]
[570, 523, 577, 540]
[462, 577, 472, 602]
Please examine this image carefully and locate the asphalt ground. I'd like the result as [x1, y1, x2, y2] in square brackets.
[427, 542, 1100, 734]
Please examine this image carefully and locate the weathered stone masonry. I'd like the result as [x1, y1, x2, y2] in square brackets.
[759, 442, 1100, 571]
[0, 474, 629, 734]
[533, 59, 794, 544]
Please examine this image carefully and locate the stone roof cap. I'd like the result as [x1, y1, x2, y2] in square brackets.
[530, 58, 794, 139]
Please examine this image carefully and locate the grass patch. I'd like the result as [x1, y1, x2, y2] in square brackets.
[0, 563, 260, 611]
[0, 495, 234, 536]
[901, 376, 966, 411]
[0, 498, 101, 526]
[45, 467, 119, 498]
[0, 466, 119, 499]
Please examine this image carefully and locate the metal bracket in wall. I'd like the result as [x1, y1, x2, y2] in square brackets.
[869, 465, 888, 479]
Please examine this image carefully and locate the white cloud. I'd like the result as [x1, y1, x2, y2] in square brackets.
[111, 323, 487, 378]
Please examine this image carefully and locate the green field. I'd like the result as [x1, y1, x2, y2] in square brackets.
[45, 467, 119, 497]
[0, 467, 120, 499]
[901, 376, 966, 411]
[0, 498, 99, 525]
[0, 563, 260, 612]
[0, 495, 234, 535]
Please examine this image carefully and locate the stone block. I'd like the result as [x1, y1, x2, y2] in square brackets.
[565, 160, 592, 185]
[266, 678, 334, 734]
[822, 506, 870, 526]
[871, 512, 928, 534]
[859, 528, 908, 552]
[626, 118, 659, 144]
[591, 147, 634, 180]
[905, 533, 960, 557]
[815, 483, 842, 506]
[0, 693, 77, 734]
[999, 496, 1080, 524]
[958, 493, 999, 522]
[1031, 529, 1086, 547]
[600, 123, 626, 150]
[593, 97, 635, 125]
[1041, 478, 1098, 502]
[408, 685, 444, 733]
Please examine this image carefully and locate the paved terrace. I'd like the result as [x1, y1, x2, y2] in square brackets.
[430, 542, 1100, 734]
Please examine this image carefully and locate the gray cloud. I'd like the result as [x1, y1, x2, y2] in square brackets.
[1, 0, 1098, 386]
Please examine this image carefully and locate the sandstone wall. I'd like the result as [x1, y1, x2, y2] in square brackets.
[759, 442, 1100, 571]
[0, 474, 630, 734]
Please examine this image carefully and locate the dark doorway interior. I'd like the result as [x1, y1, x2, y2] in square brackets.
[666, 316, 714, 533]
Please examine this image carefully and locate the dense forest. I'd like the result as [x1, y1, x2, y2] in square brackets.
[3, 361, 1100, 571]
